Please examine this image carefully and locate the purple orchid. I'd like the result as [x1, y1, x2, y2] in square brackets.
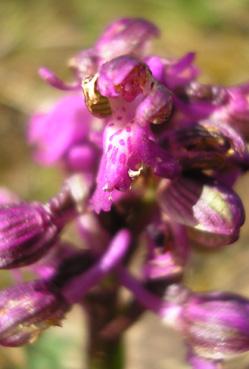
[0, 17, 249, 369]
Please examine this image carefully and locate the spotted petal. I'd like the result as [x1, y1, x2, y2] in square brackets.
[91, 122, 179, 212]
[98, 56, 151, 101]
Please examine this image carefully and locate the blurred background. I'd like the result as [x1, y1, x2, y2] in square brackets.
[0, 0, 249, 368]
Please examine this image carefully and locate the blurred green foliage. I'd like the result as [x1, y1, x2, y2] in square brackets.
[25, 333, 76, 369]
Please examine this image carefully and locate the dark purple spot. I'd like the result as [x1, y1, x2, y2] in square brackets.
[119, 153, 126, 165]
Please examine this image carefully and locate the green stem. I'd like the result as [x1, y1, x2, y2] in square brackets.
[85, 288, 125, 369]
[88, 336, 124, 369]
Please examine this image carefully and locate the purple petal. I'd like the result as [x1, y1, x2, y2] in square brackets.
[145, 55, 167, 83]
[68, 48, 98, 79]
[164, 52, 199, 90]
[214, 89, 249, 140]
[135, 82, 173, 126]
[173, 95, 216, 122]
[64, 143, 99, 173]
[91, 121, 179, 213]
[28, 94, 91, 165]
[98, 56, 151, 101]
[38, 67, 81, 91]
[95, 17, 159, 61]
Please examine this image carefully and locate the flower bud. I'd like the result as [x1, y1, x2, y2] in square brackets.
[158, 177, 245, 247]
[181, 292, 249, 360]
[0, 280, 69, 347]
[0, 202, 59, 268]
[0, 175, 91, 268]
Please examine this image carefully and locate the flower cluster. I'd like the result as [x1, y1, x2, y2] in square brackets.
[0, 17, 249, 368]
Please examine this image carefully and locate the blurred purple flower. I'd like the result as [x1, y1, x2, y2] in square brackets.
[181, 292, 249, 360]
[28, 94, 92, 165]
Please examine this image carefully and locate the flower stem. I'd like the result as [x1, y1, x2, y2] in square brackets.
[88, 335, 124, 369]
[85, 288, 125, 369]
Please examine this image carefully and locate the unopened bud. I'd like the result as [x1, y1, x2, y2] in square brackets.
[0, 203, 60, 268]
[181, 292, 249, 360]
[0, 280, 69, 347]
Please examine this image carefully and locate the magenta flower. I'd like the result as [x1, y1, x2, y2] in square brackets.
[2, 16, 249, 369]
[89, 55, 179, 212]
[28, 94, 92, 165]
